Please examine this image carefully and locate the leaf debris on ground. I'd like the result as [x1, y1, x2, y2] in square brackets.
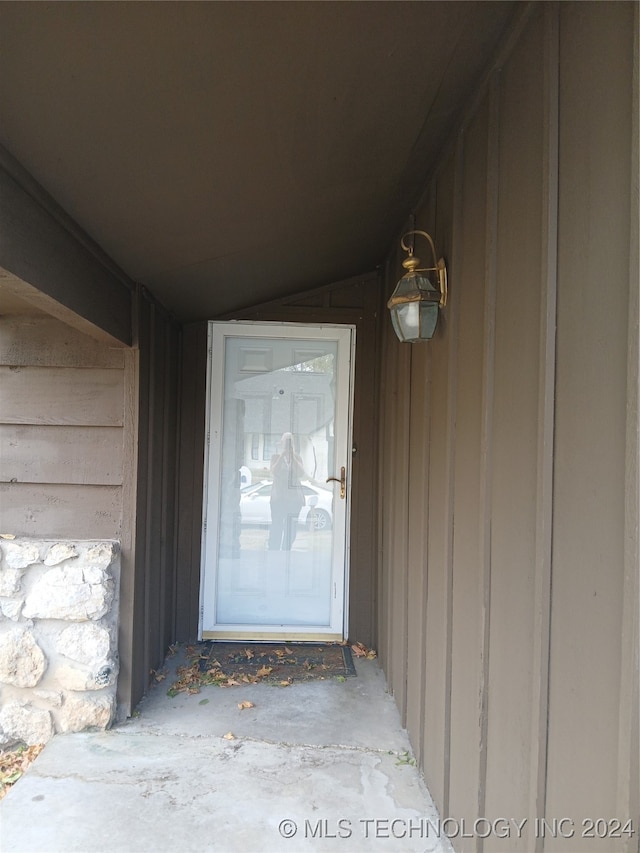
[166, 640, 373, 697]
[0, 744, 45, 800]
[350, 641, 377, 659]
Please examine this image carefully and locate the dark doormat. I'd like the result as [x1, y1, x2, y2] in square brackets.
[198, 641, 357, 684]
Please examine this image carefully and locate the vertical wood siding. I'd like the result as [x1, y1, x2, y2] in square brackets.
[175, 320, 208, 641]
[377, 4, 639, 851]
[127, 289, 181, 711]
[448, 94, 490, 828]
[546, 5, 634, 844]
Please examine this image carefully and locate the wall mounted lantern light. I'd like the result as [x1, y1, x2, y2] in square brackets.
[387, 230, 448, 342]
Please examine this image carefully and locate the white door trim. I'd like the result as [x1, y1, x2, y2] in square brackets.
[198, 320, 355, 641]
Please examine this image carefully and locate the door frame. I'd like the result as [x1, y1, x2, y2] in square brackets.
[198, 320, 356, 641]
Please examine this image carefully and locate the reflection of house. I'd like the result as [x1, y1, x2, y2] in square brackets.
[237, 369, 335, 480]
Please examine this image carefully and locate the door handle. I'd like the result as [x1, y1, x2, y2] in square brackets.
[326, 466, 346, 499]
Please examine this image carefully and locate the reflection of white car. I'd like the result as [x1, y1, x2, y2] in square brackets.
[239, 480, 333, 531]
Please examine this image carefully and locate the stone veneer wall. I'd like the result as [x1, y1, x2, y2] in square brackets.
[0, 539, 120, 746]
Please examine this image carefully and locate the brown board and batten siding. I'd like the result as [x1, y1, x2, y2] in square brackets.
[378, 4, 639, 853]
[174, 320, 208, 643]
[127, 289, 181, 711]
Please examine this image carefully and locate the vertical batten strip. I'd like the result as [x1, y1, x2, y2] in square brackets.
[383, 255, 397, 680]
[159, 321, 171, 655]
[143, 300, 156, 686]
[385, 229, 413, 719]
[378, 253, 396, 675]
[416, 343, 432, 770]
[442, 134, 465, 820]
[170, 325, 183, 643]
[406, 318, 427, 746]
[617, 4, 640, 845]
[116, 347, 139, 716]
[131, 288, 150, 704]
[477, 70, 500, 846]
[404, 342, 413, 722]
[395, 334, 412, 722]
[529, 6, 559, 851]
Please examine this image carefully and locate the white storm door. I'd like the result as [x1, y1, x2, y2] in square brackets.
[200, 322, 354, 640]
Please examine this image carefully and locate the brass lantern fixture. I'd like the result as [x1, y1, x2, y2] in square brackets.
[387, 230, 448, 342]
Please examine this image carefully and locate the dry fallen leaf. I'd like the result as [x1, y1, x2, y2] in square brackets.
[256, 666, 272, 677]
[223, 731, 235, 740]
[279, 679, 292, 687]
[237, 701, 254, 710]
[351, 641, 377, 660]
[244, 648, 254, 660]
[0, 744, 45, 800]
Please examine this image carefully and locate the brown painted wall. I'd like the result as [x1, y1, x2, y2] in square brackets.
[175, 273, 382, 647]
[0, 292, 182, 715]
[126, 289, 181, 710]
[174, 321, 208, 642]
[377, 4, 639, 851]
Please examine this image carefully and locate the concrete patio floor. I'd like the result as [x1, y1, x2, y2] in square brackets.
[0, 649, 452, 853]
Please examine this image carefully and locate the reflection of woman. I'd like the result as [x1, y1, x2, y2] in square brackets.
[269, 432, 306, 550]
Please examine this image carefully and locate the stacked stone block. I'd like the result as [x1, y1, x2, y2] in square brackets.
[0, 539, 119, 746]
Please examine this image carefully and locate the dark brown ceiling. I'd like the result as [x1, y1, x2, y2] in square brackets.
[0, 1, 515, 321]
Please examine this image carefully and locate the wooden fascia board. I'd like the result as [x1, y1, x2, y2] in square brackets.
[0, 150, 133, 346]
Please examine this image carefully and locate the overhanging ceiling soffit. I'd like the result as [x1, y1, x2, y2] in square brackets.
[0, 2, 516, 320]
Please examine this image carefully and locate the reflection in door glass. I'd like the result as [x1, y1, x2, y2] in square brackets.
[215, 338, 338, 626]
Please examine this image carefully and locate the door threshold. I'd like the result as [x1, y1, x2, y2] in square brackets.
[202, 630, 344, 642]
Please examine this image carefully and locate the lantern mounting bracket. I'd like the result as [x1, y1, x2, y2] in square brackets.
[399, 230, 447, 308]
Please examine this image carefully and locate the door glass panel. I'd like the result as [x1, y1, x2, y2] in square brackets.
[215, 336, 339, 627]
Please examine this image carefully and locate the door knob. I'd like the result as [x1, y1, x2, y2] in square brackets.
[326, 466, 346, 499]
